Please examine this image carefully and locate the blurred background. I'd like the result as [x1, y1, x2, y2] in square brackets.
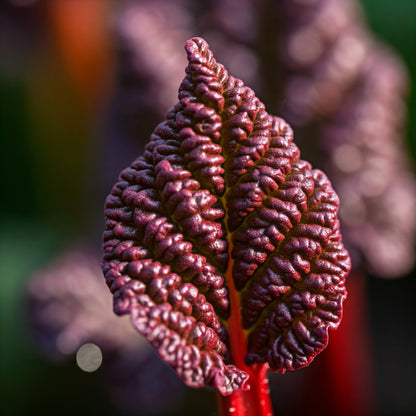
[1, 1, 415, 415]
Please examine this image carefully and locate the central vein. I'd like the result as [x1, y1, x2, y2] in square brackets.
[221, 190, 250, 372]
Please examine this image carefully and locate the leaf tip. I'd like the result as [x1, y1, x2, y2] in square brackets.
[184, 36, 210, 61]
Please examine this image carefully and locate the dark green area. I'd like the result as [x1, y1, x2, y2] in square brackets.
[0, 80, 38, 217]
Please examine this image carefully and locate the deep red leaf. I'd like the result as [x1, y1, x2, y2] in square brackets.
[102, 37, 350, 395]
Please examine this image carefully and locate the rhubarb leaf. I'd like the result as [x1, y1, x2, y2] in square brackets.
[102, 37, 350, 394]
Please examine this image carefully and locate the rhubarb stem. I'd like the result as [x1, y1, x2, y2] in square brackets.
[323, 272, 377, 415]
[217, 364, 273, 416]
[218, 240, 274, 416]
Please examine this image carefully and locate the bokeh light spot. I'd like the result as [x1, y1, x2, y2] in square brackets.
[76, 343, 102, 372]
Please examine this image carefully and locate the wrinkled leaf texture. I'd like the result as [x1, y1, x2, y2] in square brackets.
[102, 37, 350, 395]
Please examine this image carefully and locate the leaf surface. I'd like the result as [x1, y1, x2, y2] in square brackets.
[102, 37, 350, 394]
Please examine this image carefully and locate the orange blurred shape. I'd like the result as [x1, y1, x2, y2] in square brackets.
[46, 0, 114, 112]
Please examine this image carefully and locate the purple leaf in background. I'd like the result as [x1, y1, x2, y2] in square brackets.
[26, 245, 184, 414]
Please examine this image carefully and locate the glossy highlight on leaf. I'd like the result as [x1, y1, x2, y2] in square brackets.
[102, 37, 350, 394]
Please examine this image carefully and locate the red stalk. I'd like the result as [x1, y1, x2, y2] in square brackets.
[218, 243, 274, 416]
[297, 271, 377, 416]
[217, 364, 273, 416]
[323, 271, 377, 416]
